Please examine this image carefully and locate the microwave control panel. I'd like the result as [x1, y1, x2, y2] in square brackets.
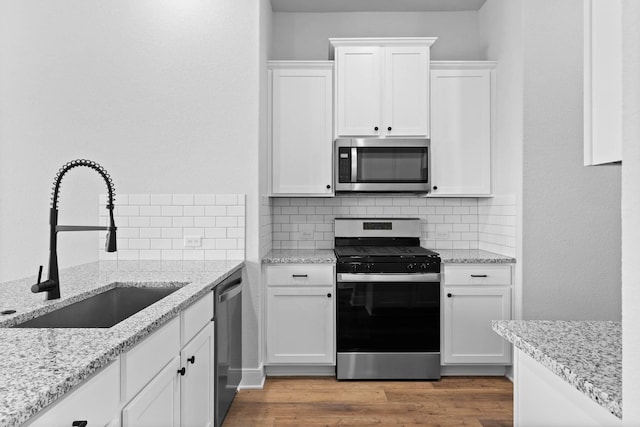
[338, 148, 351, 183]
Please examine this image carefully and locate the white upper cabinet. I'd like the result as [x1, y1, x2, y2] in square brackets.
[383, 46, 430, 137]
[430, 62, 494, 196]
[583, 0, 622, 165]
[331, 38, 436, 138]
[335, 46, 381, 137]
[269, 61, 334, 196]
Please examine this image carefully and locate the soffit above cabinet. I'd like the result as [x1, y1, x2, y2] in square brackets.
[271, 0, 487, 13]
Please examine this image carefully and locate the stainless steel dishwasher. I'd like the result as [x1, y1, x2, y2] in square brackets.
[214, 269, 242, 427]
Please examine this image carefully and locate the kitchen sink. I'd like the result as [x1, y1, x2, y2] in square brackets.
[13, 286, 182, 328]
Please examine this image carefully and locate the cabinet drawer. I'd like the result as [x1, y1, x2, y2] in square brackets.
[181, 293, 213, 347]
[27, 359, 120, 427]
[122, 316, 180, 401]
[266, 265, 334, 286]
[444, 265, 512, 286]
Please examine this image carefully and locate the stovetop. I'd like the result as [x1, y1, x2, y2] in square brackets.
[334, 245, 439, 258]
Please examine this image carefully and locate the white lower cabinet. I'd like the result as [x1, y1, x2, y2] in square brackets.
[180, 324, 214, 427]
[122, 356, 181, 427]
[442, 264, 513, 365]
[26, 289, 216, 427]
[26, 359, 120, 427]
[265, 264, 335, 365]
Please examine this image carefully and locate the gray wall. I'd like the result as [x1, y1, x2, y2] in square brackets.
[522, 0, 621, 320]
[272, 11, 484, 60]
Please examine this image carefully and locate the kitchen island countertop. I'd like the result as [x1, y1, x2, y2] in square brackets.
[0, 259, 243, 427]
[493, 320, 621, 419]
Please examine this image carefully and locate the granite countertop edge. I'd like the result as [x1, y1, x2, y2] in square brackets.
[0, 260, 244, 427]
[492, 320, 622, 419]
[262, 249, 515, 264]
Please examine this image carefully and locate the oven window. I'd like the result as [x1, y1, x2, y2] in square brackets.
[337, 281, 440, 352]
[356, 147, 427, 183]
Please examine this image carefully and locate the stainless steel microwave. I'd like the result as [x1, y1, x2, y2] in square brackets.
[334, 138, 430, 193]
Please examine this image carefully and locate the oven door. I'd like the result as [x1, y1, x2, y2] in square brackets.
[335, 138, 430, 193]
[337, 273, 440, 352]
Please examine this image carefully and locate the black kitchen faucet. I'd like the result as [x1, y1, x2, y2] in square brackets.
[32, 159, 117, 300]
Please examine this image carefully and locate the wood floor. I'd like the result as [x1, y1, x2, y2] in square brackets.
[223, 377, 513, 427]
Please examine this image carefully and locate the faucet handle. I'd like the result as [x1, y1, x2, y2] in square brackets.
[36, 265, 43, 284]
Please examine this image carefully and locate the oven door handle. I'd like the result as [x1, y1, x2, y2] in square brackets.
[337, 273, 440, 283]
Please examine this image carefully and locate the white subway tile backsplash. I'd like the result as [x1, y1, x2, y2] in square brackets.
[216, 194, 238, 205]
[270, 195, 516, 254]
[129, 194, 150, 205]
[195, 194, 216, 205]
[173, 194, 194, 205]
[104, 194, 245, 262]
[162, 206, 183, 216]
[150, 194, 172, 205]
[206, 206, 227, 217]
[184, 206, 205, 217]
[172, 217, 194, 228]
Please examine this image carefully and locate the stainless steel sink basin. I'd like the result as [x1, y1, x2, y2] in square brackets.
[14, 286, 182, 328]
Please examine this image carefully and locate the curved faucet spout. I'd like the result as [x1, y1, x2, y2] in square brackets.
[33, 159, 118, 300]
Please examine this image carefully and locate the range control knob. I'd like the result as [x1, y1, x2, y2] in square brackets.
[365, 263, 373, 271]
[420, 263, 428, 271]
[407, 263, 415, 271]
[351, 264, 359, 273]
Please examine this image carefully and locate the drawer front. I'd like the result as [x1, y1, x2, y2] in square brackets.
[444, 264, 512, 286]
[266, 264, 334, 286]
[27, 359, 120, 427]
[123, 316, 180, 401]
[181, 292, 214, 347]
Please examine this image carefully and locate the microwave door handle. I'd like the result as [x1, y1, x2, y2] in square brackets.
[351, 147, 357, 183]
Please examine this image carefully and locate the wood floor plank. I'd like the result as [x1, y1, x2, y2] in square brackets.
[223, 377, 513, 427]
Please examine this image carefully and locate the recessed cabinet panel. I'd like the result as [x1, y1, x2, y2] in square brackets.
[384, 46, 429, 137]
[443, 286, 511, 364]
[270, 63, 334, 196]
[122, 356, 181, 427]
[267, 287, 334, 364]
[336, 47, 381, 137]
[430, 67, 492, 196]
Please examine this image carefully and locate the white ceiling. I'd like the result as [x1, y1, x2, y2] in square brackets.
[270, 0, 487, 13]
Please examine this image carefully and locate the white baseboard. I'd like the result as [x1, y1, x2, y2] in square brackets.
[440, 364, 508, 376]
[266, 365, 336, 376]
[239, 365, 266, 389]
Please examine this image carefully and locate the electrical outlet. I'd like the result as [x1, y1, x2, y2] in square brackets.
[299, 224, 315, 240]
[184, 235, 202, 248]
[435, 230, 449, 239]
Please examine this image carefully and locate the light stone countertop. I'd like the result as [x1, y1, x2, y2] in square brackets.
[493, 320, 621, 419]
[435, 249, 515, 264]
[262, 249, 514, 264]
[0, 260, 244, 427]
[262, 249, 336, 264]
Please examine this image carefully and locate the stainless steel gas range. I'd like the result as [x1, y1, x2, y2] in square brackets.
[334, 218, 441, 380]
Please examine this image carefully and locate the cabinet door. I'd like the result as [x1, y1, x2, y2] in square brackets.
[336, 46, 381, 136]
[383, 46, 430, 137]
[122, 356, 181, 427]
[443, 286, 511, 364]
[26, 360, 120, 427]
[430, 69, 491, 196]
[181, 324, 214, 427]
[271, 67, 334, 195]
[266, 286, 334, 364]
